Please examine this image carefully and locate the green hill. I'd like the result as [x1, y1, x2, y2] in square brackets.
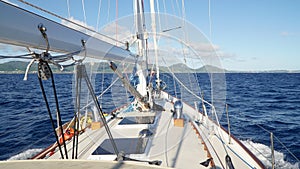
[1, 61, 299, 73]
[0, 61, 73, 73]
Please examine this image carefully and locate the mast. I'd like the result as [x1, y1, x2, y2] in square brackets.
[134, 0, 147, 62]
[133, 0, 149, 100]
[150, 0, 160, 89]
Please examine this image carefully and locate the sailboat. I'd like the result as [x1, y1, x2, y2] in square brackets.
[0, 0, 267, 168]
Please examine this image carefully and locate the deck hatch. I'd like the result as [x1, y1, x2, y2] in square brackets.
[92, 138, 148, 155]
[118, 116, 155, 125]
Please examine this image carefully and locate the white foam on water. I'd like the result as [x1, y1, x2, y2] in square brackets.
[8, 149, 43, 160]
[241, 140, 299, 169]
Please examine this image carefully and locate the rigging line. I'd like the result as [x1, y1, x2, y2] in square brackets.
[0, 56, 33, 60]
[48, 63, 69, 159]
[181, 0, 186, 27]
[82, 65, 119, 156]
[181, 0, 188, 68]
[81, 0, 87, 33]
[207, 0, 215, 124]
[241, 121, 300, 164]
[163, 0, 166, 13]
[17, 0, 125, 45]
[37, 69, 65, 159]
[85, 64, 94, 109]
[79, 76, 120, 111]
[172, 66, 178, 98]
[273, 134, 300, 162]
[0, 53, 34, 58]
[107, 0, 110, 22]
[233, 113, 299, 163]
[116, 0, 118, 46]
[175, 0, 181, 17]
[66, 0, 70, 18]
[64, 75, 121, 132]
[155, 0, 162, 33]
[72, 70, 81, 159]
[161, 57, 216, 111]
[230, 113, 275, 164]
[122, 63, 130, 104]
[256, 124, 300, 162]
[162, 0, 168, 26]
[100, 62, 105, 106]
[208, 0, 212, 40]
[96, 0, 102, 32]
[171, 0, 176, 15]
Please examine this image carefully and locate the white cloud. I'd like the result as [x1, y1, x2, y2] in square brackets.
[99, 23, 133, 44]
[61, 17, 95, 33]
[280, 31, 296, 37]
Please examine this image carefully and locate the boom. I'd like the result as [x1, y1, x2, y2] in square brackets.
[0, 1, 136, 63]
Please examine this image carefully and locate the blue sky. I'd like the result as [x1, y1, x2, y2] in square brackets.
[2, 0, 300, 71]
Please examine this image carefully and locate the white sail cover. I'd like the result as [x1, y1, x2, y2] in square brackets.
[0, 1, 136, 63]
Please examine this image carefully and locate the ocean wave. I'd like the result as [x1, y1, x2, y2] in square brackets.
[7, 149, 42, 160]
[241, 140, 299, 169]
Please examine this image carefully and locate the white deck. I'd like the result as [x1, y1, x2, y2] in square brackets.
[31, 94, 265, 169]
[0, 160, 169, 169]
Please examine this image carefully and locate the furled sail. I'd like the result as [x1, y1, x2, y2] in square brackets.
[0, 1, 136, 63]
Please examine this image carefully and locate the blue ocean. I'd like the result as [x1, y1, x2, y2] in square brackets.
[0, 73, 299, 168]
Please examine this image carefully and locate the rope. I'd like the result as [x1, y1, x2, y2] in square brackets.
[73, 65, 88, 159]
[36, 26, 71, 158]
[17, 0, 125, 45]
[37, 64, 66, 159]
[0, 53, 34, 59]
